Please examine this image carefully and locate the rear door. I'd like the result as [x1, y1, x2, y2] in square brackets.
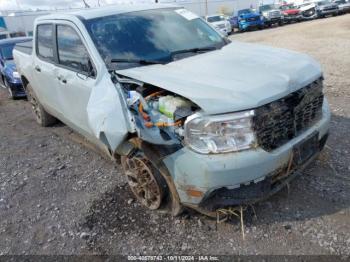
[54, 22, 97, 137]
[32, 23, 61, 115]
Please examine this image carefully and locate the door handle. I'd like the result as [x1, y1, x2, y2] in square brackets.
[35, 65, 41, 72]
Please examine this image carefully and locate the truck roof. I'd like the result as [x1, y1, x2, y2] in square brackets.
[37, 3, 179, 21]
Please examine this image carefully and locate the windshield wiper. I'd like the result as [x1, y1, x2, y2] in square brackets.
[110, 58, 166, 65]
[170, 46, 217, 56]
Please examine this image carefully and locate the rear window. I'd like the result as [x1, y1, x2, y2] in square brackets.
[37, 24, 54, 61]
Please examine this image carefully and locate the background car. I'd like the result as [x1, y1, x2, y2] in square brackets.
[298, 2, 318, 19]
[227, 15, 238, 29]
[316, 0, 340, 18]
[280, 3, 302, 23]
[259, 4, 284, 26]
[205, 14, 232, 35]
[0, 37, 31, 99]
[237, 8, 264, 32]
[333, 0, 350, 14]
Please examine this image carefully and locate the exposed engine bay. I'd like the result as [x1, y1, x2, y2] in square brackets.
[114, 73, 199, 146]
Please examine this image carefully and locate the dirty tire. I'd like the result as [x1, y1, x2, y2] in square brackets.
[121, 156, 168, 210]
[26, 84, 57, 127]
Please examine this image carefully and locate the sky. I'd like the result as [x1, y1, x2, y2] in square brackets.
[0, 0, 275, 11]
[0, 0, 144, 11]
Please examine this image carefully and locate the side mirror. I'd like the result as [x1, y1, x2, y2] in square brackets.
[87, 59, 96, 78]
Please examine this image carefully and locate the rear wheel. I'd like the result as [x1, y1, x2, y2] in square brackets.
[26, 84, 57, 127]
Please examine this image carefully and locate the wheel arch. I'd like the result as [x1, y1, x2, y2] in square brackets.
[20, 75, 29, 91]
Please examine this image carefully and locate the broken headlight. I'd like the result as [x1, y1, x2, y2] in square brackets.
[184, 110, 256, 154]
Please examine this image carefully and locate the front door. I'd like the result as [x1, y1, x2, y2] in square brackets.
[54, 23, 96, 137]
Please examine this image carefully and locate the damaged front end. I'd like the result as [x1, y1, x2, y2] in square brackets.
[112, 73, 200, 214]
[107, 70, 330, 217]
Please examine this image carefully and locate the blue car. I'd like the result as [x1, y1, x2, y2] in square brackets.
[237, 9, 265, 32]
[0, 37, 31, 99]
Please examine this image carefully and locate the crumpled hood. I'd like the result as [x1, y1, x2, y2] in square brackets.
[117, 41, 322, 115]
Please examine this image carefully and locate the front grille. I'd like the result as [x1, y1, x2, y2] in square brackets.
[247, 17, 258, 22]
[323, 6, 337, 10]
[269, 11, 280, 18]
[253, 78, 324, 152]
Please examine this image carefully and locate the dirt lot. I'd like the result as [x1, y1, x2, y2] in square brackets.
[1, 14, 350, 256]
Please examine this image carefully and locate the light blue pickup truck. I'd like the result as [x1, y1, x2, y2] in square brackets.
[13, 4, 330, 216]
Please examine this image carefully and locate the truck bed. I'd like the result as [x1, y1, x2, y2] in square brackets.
[14, 40, 33, 55]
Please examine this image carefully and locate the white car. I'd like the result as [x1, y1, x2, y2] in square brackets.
[205, 14, 232, 35]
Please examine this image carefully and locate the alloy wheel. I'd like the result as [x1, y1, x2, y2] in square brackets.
[122, 157, 163, 210]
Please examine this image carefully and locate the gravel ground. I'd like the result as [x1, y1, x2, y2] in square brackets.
[0, 14, 350, 256]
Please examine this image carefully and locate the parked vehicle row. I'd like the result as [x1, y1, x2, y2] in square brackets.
[220, 0, 350, 34]
[12, 5, 330, 216]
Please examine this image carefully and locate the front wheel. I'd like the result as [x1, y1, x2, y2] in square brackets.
[26, 84, 57, 127]
[121, 155, 168, 210]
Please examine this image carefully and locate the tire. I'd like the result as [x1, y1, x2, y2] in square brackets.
[4, 78, 15, 99]
[121, 155, 170, 211]
[26, 84, 57, 127]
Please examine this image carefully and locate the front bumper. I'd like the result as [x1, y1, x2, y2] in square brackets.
[284, 14, 301, 21]
[163, 100, 330, 209]
[7, 80, 26, 97]
[318, 9, 339, 15]
[239, 20, 264, 30]
[264, 17, 283, 24]
[216, 27, 231, 35]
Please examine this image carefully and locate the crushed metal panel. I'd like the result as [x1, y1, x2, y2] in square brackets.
[86, 77, 129, 152]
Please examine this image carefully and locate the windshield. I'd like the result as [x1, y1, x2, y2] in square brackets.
[259, 5, 275, 12]
[318, 0, 331, 5]
[280, 4, 296, 10]
[207, 15, 225, 22]
[238, 9, 253, 15]
[84, 8, 225, 69]
[0, 44, 15, 60]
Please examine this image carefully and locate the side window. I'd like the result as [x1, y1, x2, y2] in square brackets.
[37, 24, 54, 61]
[57, 25, 91, 73]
